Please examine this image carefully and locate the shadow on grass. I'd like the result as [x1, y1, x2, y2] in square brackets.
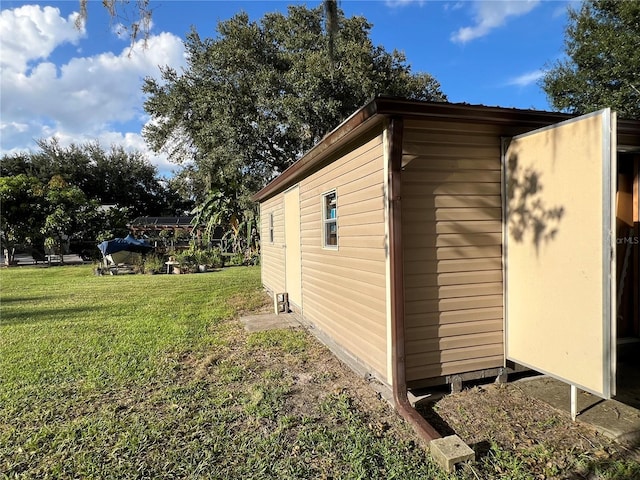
[0, 306, 100, 326]
[0, 296, 54, 305]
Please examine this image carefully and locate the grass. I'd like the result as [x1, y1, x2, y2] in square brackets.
[0, 265, 450, 479]
[2, 265, 638, 479]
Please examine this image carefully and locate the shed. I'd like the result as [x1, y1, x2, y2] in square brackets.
[252, 98, 640, 426]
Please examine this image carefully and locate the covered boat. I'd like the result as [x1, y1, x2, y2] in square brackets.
[97, 234, 154, 266]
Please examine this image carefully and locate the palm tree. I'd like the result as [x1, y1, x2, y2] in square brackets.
[324, 0, 339, 61]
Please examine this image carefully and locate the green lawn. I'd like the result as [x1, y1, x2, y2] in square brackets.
[2, 266, 638, 479]
[0, 265, 450, 479]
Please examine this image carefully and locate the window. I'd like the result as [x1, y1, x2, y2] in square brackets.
[269, 212, 274, 243]
[322, 190, 338, 248]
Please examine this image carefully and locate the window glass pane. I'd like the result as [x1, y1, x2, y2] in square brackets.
[325, 221, 337, 246]
[269, 213, 274, 243]
[325, 192, 336, 220]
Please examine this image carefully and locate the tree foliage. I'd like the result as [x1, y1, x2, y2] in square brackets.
[1, 139, 188, 218]
[542, 0, 640, 119]
[40, 176, 91, 261]
[0, 174, 92, 263]
[0, 175, 46, 262]
[142, 5, 446, 207]
[0, 141, 190, 262]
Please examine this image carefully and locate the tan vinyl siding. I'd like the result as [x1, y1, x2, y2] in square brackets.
[402, 119, 504, 383]
[260, 195, 285, 295]
[408, 306, 503, 326]
[299, 129, 389, 381]
[405, 355, 504, 381]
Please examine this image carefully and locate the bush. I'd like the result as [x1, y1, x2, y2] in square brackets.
[144, 254, 166, 274]
[191, 247, 223, 270]
[171, 247, 224, 273]
[173, 250, 196, 273]
[204, 247, 223, 269]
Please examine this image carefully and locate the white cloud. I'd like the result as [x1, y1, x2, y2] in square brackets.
[451, 0, 540, 44]
[0, 5, 186, 174]
[506, 69, 545, 87]
[112, 23, 131, 41]
[0, 34, 186, 161]
[552, 0, 579, 19]
[385, 0, 425, 7]
[444, 2, 465, 12]
[112, 16, 155, 42]
[0, 5, 84, 72]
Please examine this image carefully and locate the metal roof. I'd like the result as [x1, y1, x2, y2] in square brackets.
[129, 216, 196, 227]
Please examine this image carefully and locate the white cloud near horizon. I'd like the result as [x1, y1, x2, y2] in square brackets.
[0, 5, 186, 175]
[451, 0, 541, 44]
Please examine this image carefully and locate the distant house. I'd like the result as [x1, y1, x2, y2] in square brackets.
[253, 97, 639, 413]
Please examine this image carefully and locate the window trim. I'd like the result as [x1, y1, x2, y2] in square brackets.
[322, 189, 338, 249]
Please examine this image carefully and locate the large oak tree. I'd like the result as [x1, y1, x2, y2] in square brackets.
[142, 5, 446, 208]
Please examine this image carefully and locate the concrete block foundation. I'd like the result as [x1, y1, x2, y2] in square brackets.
[429, 435, 475, 473]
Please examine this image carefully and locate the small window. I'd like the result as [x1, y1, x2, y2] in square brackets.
[269, 212, 274, 243]
[322, 190, 338, 248]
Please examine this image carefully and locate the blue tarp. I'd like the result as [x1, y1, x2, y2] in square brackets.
[97, 235, 154, 256]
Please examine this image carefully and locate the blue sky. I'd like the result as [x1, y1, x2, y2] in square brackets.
[0, 0, 576, 176]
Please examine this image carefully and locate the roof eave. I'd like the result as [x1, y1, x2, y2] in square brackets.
[251, 97, 572, 203]
[251, 98, 382, 202]
[252, 96, 640, 202]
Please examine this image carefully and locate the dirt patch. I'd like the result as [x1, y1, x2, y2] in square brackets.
[227, 290, 274, 316]
[422, 383, 640, 476]
[280, 350, 640, 477]
[226, 293, 640, 477]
